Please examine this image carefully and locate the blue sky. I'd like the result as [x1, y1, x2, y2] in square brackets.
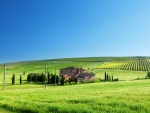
[0, 0, 150, 63]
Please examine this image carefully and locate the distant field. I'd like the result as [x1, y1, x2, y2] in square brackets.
[0, 57, 109, 74]
[0, 57, 150, 113]
[97, 56, 150, 71]
[0, 58, 105, 89]
[0, 57, 148, 86]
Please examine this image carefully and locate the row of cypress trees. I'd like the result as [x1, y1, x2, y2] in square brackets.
[104, 72, 113, 81]
[12, 74, 22, 85]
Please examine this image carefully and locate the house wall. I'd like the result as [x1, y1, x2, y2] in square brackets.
[59, 69, 78, 76]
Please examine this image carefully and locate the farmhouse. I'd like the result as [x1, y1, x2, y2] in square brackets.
[59, 66, 95, 82]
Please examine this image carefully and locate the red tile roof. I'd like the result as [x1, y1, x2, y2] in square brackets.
[60, 66, 85, 71]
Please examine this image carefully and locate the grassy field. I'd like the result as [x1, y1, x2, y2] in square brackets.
[0, 57, 150, 112]
[1, 80, 150, 113]
[97, 56, 150, 71]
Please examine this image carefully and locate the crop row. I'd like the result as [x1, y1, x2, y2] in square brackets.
[98, 57, 150, 71]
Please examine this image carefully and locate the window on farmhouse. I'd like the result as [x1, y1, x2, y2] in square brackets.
[61, 71, 63, 73]
[70, 71, 72, 73]
[66, 71, 67, 73]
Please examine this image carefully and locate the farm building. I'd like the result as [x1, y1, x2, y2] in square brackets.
[59, 67, 95, 82]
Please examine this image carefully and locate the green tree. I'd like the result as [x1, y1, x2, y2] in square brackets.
[20, 75, 22, 84]
[50, 74, 55, 84]
[61, 76, 64, 86]
[69, 77, 71, 85]
[48, 72, 50, 83]
[12, 74, 15, 85]
[147, 71, 150, 78]
[34, 74, 37, 83]
[23, 71, 25, 75]
[104, 72, 107, 81]
[106, 74, 109, 81]
[41, 72, 44, 83]
[75, 77, 78, 84]
[56, 75, 59, 84]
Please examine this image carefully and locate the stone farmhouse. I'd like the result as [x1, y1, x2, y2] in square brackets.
[59, 66, 95, 82]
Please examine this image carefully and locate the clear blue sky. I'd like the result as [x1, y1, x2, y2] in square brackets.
[0, 0, 150, 63]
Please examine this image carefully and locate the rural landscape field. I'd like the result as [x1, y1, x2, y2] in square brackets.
[0, 56, 150, 113]
[1, 0, 150, 112]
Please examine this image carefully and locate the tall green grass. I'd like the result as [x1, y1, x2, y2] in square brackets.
[0, 80, 150, 113]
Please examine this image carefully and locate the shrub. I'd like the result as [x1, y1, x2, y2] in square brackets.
[99, 78, 104, 82]
[27, 73, 46, 83]
[113, 78, 119, 81]
[27, 73, 59, 84]
[27, 74, 32, 82]
[147, 71, 150, 78]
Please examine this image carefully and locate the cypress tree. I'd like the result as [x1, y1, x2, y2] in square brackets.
[48, 72, 50, 83]
[56, 76, 59, 84]
[75, 76, 78, 84]
[14, 74, 15, 84]
[104, 72, 107, 81]
[34, 74, 37, 83]
[29, 74, 32, 82]
[23, 71, 25, 75]
[20, 75, 22, 84]
[69, 77, 71, 85]
[112, 75, 113, 81]
[12, 75, 14, 85]
[108, 76, 111, 81]
[42, 73, 44, 83]
[61, 76, 64, 85]
[50, 74, 55, 84]
[106, 74, 109, 81]
[12, 74, 15, 85]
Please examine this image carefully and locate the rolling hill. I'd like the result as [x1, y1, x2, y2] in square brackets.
[97, 56, 150, 71]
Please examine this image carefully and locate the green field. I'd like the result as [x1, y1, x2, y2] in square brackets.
[0, 57, 150, 113]
[97, 56, 150, 71]
[1, 80, 150, 113]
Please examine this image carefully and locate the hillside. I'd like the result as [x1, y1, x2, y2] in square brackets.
[97, 56, 150, 71]
[0, 56, 148, 84]
[1, 56, 150, 73]
[0, 57, 109, 74]
[0, 57, 149, 113]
